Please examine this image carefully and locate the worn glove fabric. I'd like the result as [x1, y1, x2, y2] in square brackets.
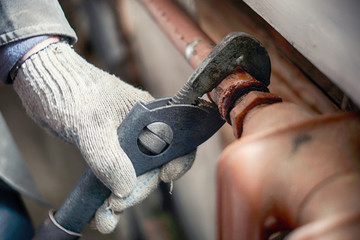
[13, 42, 195, 233]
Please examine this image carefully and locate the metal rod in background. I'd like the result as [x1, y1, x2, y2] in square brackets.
[140, 0, 216, 69]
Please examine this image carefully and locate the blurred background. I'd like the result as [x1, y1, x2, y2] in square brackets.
[0, 0, 358, 239]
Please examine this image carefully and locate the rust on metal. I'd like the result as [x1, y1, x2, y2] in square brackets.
[209, 68, 270, 122]
[229, 91, 282, 138]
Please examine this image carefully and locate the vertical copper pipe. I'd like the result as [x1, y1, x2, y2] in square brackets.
[140, 0, 215, 69]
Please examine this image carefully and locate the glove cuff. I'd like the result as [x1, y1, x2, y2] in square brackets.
[0, 35, 49, 84]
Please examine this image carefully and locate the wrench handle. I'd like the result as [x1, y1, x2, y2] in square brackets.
[34, 169, 110, 239]
[54, 169, 110, 232]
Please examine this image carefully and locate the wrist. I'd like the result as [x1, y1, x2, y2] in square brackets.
[10, 36, 61, 81]
[20, 36, 61, 61]
[0, 35, 58, 84]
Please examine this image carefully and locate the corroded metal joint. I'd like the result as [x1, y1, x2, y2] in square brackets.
[230, 91, 282, 138]
[208, 67, 282, 138]
[209, 69, 270, 122]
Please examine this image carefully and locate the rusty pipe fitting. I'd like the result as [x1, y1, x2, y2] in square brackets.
[208, 68, 282, 137]
[229, 91, 282, 138]
[209, 68, 269, 122]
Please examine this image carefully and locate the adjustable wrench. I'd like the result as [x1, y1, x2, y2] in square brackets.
[34, 32, 270, 239]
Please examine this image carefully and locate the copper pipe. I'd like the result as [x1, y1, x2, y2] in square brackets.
[140, 0, 215, 69]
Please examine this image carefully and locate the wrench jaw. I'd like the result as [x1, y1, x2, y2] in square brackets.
[171, 32, 271, 107]
[117, 98, 225, 176]
[197, 98, 220, 112]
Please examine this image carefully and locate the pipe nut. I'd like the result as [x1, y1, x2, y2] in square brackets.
[230, 91, 282, 138]
[209, 70, 269, 122]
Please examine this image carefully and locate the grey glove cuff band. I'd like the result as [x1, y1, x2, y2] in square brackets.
[0, 35, 48, 84]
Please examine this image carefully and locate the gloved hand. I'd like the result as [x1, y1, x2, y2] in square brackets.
[13, 41, 195, 233]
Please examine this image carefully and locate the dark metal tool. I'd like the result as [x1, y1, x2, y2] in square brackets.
[34, 32, 270, 239]
[118, 98, 223, 176]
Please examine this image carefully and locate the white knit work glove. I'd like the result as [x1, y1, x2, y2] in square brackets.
[13, 42, 195, 233]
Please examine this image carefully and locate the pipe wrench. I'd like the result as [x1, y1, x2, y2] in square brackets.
[34, 32, 270, 239]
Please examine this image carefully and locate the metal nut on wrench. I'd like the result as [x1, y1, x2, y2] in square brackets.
[138, 122, 173, 155]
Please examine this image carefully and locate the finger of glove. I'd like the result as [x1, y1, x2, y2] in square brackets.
[79, 126, 137, 198]
[159, 150, 196, 183]
[95, 170, 160, 233]
[95, 153, 195, 233]
[102, 169, 161, 215]
[94, 202, 121, 234]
